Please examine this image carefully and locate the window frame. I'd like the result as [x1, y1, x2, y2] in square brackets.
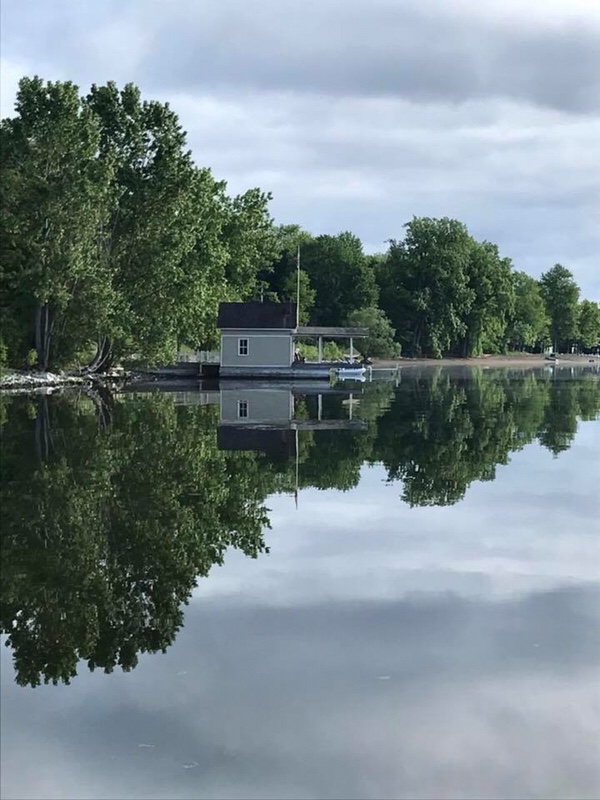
[238, 400, 249, 419]
[238, 337, 249, 357]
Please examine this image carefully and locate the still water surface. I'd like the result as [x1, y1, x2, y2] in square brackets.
[1, 367, 599, 799]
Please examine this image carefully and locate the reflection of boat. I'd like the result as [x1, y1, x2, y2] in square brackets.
[334, 365, 366, 380]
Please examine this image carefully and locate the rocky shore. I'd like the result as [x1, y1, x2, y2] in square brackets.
[0, 369, 133, 394]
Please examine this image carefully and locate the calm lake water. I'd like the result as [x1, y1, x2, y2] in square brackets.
[1, 367, 599, 800]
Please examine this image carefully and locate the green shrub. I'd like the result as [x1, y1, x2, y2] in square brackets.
[297, 341, 346, 361]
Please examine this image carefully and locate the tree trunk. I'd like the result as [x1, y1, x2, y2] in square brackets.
[82, 337, 113, 374]
[412, 321, 421, 357]
[34, 304, 51, 371]
[43, 304, 51, 370]
[34, 397, 51, 463]
[86, 384, 115, 430]
[34, 306, 43, 367]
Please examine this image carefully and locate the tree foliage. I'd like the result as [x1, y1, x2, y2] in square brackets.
[346, 307, 398, 359]
[377, 219, 591, 358]
[261, 225, 317, 323]
[1, 77, 278, 370]
[577, 299, 600, 351]
[0, 77, 114, 370]
[379, 217, 475, 357]
[539, 264, 580, 352]
[459, 241, 515, 357]
[300, 232, 378, 325]
[1, 78, 596, 370]
[379, 218, 521, 358]
[507, 271, 550, 351]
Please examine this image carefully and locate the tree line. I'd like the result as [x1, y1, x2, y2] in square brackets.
[2, 77, 599, 371]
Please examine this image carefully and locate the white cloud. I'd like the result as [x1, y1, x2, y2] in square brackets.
[1, 0, 599, 298]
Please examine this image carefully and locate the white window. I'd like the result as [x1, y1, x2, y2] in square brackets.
[238, 400, 249, 418]
[238, 338, 249, 356]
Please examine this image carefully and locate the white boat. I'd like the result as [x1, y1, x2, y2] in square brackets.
[334, 365, 366, 380]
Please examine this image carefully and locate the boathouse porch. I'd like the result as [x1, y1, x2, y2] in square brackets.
[294, 326, 369, 363]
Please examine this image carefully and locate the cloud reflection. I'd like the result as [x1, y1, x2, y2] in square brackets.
[2, 582, 599, 799]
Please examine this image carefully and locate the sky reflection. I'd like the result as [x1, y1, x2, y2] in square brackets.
[1, 392, 599, 800]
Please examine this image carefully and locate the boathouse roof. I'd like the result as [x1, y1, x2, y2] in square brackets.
[217, 426, 296, 460]
[296, 325, 369, 337]
[217, 301, 297, 330]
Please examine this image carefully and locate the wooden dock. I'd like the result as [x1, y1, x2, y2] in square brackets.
[219, 419, 368, 431]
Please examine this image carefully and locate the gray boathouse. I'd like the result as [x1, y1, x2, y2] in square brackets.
[214, 301, 368, 378]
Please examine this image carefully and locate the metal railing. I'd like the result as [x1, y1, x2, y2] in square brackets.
[176, 350, 220, 363]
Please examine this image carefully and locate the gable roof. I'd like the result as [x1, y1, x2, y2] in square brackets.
[217, 301, 297, 330]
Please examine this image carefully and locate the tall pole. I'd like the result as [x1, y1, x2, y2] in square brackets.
[296, 245, 301, 329]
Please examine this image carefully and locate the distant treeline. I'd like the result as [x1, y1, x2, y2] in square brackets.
[2, 77, 599, 371]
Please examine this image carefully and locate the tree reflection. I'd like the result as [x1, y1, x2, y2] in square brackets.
[1, 394, 273, 687]
[374, 368, 600, 505]
[1, 368, 599, 686]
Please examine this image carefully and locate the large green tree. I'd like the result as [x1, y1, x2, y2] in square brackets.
[459, 241, 515, 357]
[1, 77, 279, 371]
[506, 271, 550, 351]
[300, 232, 378, 325]
[577, 299, 600, 351]
[539, 264, 580, 352]
[0, 77, 114, 370]
[379, 217, 475, 357]
[260, 224, 317, 324]
[219, 187, 279, 299]
[85, 81, 222, 367]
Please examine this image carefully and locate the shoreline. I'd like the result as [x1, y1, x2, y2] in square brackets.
[2, 354, 599, 394]
[373, 354, 600, 369]
[0, 370, 132, 394]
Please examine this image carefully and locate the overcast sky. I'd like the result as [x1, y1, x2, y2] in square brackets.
[2, 0, 599, 299]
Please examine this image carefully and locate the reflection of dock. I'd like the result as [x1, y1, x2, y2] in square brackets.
[125, 379, 369, 456]
[215, 383, 367, 455]
[220, 419, 367, 431]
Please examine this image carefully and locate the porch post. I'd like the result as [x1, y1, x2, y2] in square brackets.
[317, 393, 322, 421]
[349, 337, 354, 361]
[318, 336, 322, 362]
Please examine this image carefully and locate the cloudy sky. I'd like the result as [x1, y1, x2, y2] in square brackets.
[2, 0, 599, 299]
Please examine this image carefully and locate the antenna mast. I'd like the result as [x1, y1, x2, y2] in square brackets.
[296, 245, 301, 328]
[295, 427, 299, 509]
